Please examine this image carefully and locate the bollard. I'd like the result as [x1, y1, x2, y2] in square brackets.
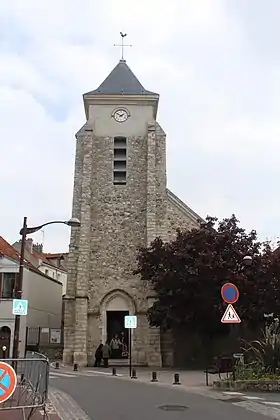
[151, 371, 158, 382]
[131, 368, 137, 379]
[55, 362, 60, 370]
[73, 363, 78, 372]
[112, 367, 117, 376]
[173, 373, 181, 385]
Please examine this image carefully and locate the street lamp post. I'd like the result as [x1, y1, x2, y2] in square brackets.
[242, 255, 252, 267]
[233, 255, 253, 343]
[12, 217, 80, 360]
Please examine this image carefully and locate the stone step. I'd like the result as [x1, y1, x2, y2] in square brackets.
[110, 359, 129, 367]
[110, 359, 148, 367]
[88, 359, 148, 367]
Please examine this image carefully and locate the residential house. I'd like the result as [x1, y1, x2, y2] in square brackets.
[13, 239, 68, 296]
[0, 236, 62, 358]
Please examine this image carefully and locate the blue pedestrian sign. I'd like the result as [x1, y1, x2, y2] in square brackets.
[12, 299, 28, 316]
[124, 315, 137, 329]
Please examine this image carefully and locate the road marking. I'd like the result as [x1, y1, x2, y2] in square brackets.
[50, 370, 124, 379]
[85, 370, 123, 376]
[262, 401, 280, 406]
[222, 391, 243, 395]
[243, 396, 264, 400]
[50, 372, 77, 378]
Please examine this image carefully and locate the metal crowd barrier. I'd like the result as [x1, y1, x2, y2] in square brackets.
[0, 351, 50, 419]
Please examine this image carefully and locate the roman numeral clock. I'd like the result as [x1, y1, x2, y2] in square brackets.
[113, 108, 129, 123]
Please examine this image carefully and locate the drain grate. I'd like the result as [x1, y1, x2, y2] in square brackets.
[159, 405, 188, 411]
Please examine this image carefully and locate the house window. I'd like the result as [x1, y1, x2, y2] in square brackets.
[113, 137, 127, 185]
[45, 269, 49, 276]
[0, 273, 16, 298]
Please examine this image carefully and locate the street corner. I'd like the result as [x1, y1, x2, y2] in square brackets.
[0, 407, 61, 420]
[0, 395, 62, 420]
[48, 388, 91, 420]
[39, 399, 62, 419]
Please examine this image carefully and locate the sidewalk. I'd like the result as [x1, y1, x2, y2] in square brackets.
[0, 386, 61, 419]
[55, 364, 220, 390]
[104, 367, 221, 392]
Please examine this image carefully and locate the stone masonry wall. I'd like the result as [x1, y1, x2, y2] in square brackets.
[73, 132, 92, 366]
[160, 191, 202, 366]
[64, 108, 203, 367]
[145, 121, 167, 366]
[86, 121, 167, 365]
[63, 128, 84, 365]
[166, 191, 201, 241]
[88, 133, 147, 314]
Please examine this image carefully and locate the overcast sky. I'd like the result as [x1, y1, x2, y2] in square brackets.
[0, 0, 279, 252]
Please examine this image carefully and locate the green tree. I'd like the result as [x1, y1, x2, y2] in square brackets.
[134, 215, 280, 337]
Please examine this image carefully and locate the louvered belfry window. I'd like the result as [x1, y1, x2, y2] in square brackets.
[113, 137, 127, 185]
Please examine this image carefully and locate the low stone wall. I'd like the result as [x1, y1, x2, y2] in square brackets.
[213, 379, 280, 392]
[39, 344, 63, 362]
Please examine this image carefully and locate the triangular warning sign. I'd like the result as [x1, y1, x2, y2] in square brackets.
[221, 304, 241, 323]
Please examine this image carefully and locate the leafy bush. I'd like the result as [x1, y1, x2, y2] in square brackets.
[235, 317, 280, 379]
[234, 362, 280, 380]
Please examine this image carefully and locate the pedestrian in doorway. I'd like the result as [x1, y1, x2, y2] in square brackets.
[94, 343, 103, 367]
[110, 335, 120, 359]
[102, 341, 111, 368]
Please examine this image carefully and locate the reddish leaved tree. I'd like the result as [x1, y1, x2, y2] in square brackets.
[134, 215, 280, 338]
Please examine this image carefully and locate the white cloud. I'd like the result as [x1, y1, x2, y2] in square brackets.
[0, 0, 280, 251]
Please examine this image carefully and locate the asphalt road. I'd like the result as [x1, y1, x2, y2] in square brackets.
[49, 374, 272, 420]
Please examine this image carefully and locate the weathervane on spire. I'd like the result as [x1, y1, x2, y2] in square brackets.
[114, 32, 132, 60]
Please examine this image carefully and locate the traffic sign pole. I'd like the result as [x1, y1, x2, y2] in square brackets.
[129, 328, 132, 377]
[124, 315, 137, 377]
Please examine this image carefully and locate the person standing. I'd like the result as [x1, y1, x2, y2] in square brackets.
[102, 341, 111, 368]
[94, 343, 103, 367]
[110, 335, 120, 359]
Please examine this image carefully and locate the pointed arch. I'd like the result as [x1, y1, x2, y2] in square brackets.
[100, 289, 136, 312]
[100, 289, 136, 344]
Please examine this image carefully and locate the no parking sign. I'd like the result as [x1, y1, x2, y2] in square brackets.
[221, 283, 239, 304]
[0, 362, 17, 404]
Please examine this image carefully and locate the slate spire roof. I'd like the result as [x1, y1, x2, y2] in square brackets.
[84, 59, 158, 96]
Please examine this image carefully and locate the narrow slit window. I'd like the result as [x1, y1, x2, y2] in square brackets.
[113, 137, 127, 185]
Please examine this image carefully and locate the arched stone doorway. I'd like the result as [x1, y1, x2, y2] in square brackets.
[100, 290, 135, 358]
[0, 326, 11, 358]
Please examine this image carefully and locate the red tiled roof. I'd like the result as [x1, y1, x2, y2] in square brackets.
[41, 252, 68, 272]
[0, 236, 62, 282]
[42, 253, 68, 258]
[0, 236, 34, 270]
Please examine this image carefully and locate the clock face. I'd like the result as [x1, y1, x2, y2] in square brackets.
[113, 109, 128, 123]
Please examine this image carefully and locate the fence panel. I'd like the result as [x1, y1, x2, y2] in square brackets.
[0, 352, 49, 419]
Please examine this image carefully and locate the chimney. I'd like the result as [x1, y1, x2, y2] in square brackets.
[33, 243, 43, 254]
[25, 238, 33, 253]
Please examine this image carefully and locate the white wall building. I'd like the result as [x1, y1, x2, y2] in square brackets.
[0, 236, 63, 358]
[13, 239, 68, 296]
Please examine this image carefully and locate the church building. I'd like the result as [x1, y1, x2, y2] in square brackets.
[63, 58, 202, 367]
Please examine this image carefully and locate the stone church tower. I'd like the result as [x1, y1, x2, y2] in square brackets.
[63, 59, 202, 367]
